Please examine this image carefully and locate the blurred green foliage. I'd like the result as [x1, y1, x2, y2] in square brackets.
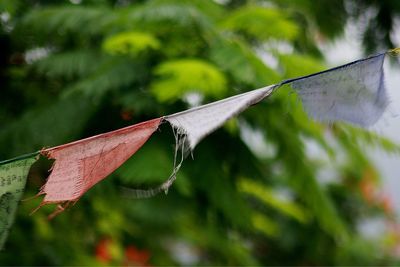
[221, 6, 299, 41]
[1, 0, 400, 265]
[151, 58, 227, 102]
[102, 31, 161, 56]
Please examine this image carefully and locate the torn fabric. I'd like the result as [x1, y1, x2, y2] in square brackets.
[166, 85, 276, 151]
[39, 118, 161, 210]
[122, 129, 186, 199]
[123, 86, 275, 199]
[0, 154, 38, 250]
[284, 53, 388, 127]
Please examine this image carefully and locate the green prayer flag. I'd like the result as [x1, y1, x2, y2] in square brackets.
[0, 153, 38, 250]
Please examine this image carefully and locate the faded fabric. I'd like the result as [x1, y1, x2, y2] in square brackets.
[288, 53, 388, 127]
[123, 86, 274, 199]
[166, 85, 275, 151]
[0, 155, 37, 249]
[39, 118, 161, 207]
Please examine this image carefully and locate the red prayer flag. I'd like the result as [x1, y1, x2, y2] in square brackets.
[38, 118, 161, 213]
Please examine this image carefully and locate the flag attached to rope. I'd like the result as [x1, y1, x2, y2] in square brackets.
[166, 85, 275, 151]
[283, 53, 388, 127]
[123, 85, 276, 199]
[0, 49, 396, 213]
[38, 118, 161, 214]
[0, 153, 38, 249]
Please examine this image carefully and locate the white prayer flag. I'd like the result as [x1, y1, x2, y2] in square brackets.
[123, 85, 275, 198]
[166, 85, 275, 150]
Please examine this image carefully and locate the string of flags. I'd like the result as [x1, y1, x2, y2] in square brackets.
[0, 49, 397, 249]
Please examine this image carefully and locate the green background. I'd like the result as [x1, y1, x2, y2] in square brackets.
[1, 0, 400, 265]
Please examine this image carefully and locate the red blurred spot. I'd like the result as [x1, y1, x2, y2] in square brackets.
[359, 178, 375, 204]
[381, 194, 394, 215]
[121, 110, 134, 121]
[124, 245, 151, 266]
[95, 238, 112, 263]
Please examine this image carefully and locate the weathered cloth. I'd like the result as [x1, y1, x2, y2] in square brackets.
[39, 118, 161, 208]
[0, 154, 38, 249]
[166, 85, 275, 151]
[287, 53, 388, 127]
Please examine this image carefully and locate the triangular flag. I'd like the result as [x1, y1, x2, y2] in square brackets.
[39, 118, 161, 212]
[166, 85, 275, 151]
[123, 86, 275, 199]
[0, 153, 38, 250]
[284, 53, 388, 127]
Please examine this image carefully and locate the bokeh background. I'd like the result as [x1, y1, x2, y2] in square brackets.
[1, 0, 400, 265]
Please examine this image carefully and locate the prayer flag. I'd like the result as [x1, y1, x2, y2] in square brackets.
[39, 118, 161, 211]
[0, 153, 38, 249]
[0, 50, 394, 208]
[123, 86, 275, 198]
[284, 53, 388, 127]
[166, 85, 275, 151]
